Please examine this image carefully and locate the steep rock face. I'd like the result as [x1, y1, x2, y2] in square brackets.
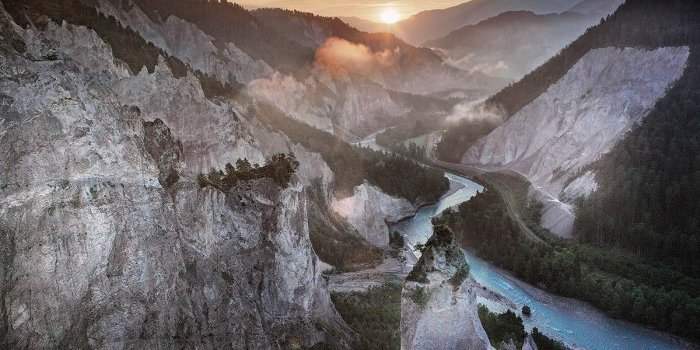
[331, 182, 414, 247]
[97, 0, 435, 140]
[246, 72, 336, 133]
[97, 0, 273, 85]
[532, 189, 577, 239]
[88, 0, 411, 267]
[27, 16, 334, 190]
[1, 178, 349, 349]
[143, 118, 183, 188]
[401, 226, 492, 350]
[0, 6, 352, 349]
[462, 47, 689, 236]
[246, 70, 419, 138]
[91, 1, 460, 141]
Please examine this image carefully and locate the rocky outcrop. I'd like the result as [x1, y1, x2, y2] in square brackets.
[522, 334, 539, 350]
[1, 177, 352, 349]
[0, 5, 354, 349]
[94, 0, 452, 140]
[143, 118, 183, 188]
[97, 0, 273, 85]
[246, 70, 414, 138]
[401, 225, 492, 350]
[463, 46, 689, 236]
[332, 182, 414, 247]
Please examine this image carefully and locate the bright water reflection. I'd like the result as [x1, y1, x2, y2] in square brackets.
[392, 173, 689, 350]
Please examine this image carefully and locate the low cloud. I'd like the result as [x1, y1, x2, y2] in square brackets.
[445, 98, 505, 126]
[445, 53, 510, 77]
[314, 37, 399, 77]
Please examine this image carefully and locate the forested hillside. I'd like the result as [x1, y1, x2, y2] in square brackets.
[131, 0, 314, 73]
[440, 188, 700, 340]
[254, 103, 449, 203]
[425, 10, 593, 79]
[487, 0, 700, 116]
[252, 7, 441, 65]
[575, 47, 700, 277]
[436, 1, 700, 339]
[438, 0, 700, 162]
[3, 0, 238, 97]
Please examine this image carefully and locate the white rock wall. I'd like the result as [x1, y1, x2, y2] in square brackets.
[0, 8, 351, 349]
[331, 182, 414, 247]
[402, 280, 493, 350]
[463, 46, 690, 236]
[401, 228, 492, 350]
[97, 0, 273, 84]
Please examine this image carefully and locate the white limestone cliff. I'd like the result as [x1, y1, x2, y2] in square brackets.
[246, 70, 411, 138]
[95, 0, 432, 140]
[0, 7, 353, 348]
[463, 46, 689, 236]
[97, 0, 273, 85]
[331, 182, 415, 247]
[401, 227, 492, 350]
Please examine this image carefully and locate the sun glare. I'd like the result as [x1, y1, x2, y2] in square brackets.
[379, 7, 400, 24]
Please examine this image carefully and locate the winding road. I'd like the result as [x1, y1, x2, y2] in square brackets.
[428, 159, 546, 245]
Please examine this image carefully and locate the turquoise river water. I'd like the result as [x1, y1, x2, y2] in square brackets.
[392, 173, 691, 350]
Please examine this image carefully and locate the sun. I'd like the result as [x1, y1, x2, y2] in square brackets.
[379, 8, 401, 24]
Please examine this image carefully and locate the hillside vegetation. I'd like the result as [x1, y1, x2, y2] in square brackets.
[132, 0, 313, 73]
[440, 187, 700, 340]
[575, 47, 700, 277]
[4, 0, 238, 98]
[438, 0, 700, 162]
[254, 103, 449, 203]
[478, 305, 566, 350]
[197, 154, 299, 191]
[331, 283, 402, 350]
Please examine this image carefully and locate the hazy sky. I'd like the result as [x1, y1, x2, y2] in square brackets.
[237, 1, 468, 22]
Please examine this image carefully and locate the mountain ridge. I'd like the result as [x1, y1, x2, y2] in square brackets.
[345, 0, 581, 46]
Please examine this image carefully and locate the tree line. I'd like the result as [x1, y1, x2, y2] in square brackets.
[438, 0, 700, 163]
[439, 189, 700, 341]
[3, 0, 240, 99]
[575, 47, 700, 278]
[253, 103, 449, 203]
[198, 153, 300, 191]
[478, 304, 566, 350]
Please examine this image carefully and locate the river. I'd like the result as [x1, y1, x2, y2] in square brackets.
[391, 173, 691, 350]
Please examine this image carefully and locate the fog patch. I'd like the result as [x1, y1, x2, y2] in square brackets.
[445, 99, 505, 126]
[314, 37, 399, 77]
[445, 53, 510, 77]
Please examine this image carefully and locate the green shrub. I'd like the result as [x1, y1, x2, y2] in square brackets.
[331, 283, 401, 350]
[254, 103, 449, 202]
[408, 286, 430, 308]
[389, 231, 405, 250]
[406, 268, 428, 284]
[478, 305, 526, 349]
[198, 153, 299, 191]
[448, 265, 469, 289]
[531, 327, 567, 350]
